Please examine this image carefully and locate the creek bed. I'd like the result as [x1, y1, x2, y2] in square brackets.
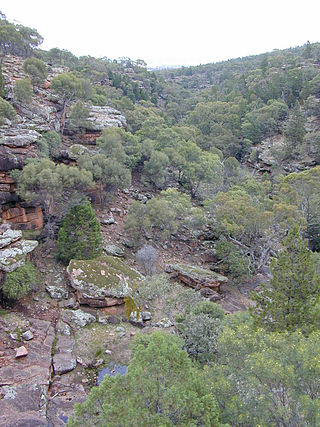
[97, 361, 128, 385]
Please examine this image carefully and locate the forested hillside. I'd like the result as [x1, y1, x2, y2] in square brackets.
[0, 11, 320, 426]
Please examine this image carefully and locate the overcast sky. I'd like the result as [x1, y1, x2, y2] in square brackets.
[2, 0, 319, 67]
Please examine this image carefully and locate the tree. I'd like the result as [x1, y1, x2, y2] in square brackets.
[56, 201, 102, 263]
[284, 101, 306, 157]
[142, 150, 169, 188]
[13, 78, 32, 103]
[51, 73, 92, 134]
[207, 317, 320, 426]
[68, 332, 220, 426]
[14, 159, 93, 241]
[66, 101, 90, 133]
[22, 57, 47, 87]
[178, 302, 225, 364]
[124, 189, 205, 245]
[251, 226, 320, 332]
[78, 153, 131, 206]
[277, 166, 320, 248]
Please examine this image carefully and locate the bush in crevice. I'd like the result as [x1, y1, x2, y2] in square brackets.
[1, 261, 37, 301]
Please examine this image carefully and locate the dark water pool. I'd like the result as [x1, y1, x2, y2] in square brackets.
[97, 362, 128, 385]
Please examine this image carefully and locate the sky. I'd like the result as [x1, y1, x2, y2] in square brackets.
[1, 0, 320, 68]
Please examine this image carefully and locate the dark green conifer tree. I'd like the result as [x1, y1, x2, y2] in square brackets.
[56, 201, 102, 263]
[251, 225, 320, 332]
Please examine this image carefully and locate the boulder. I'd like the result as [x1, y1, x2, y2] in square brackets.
[67, 256, 143, 308]
[64, 309, 96, 328]
[0, 129, 41, 148]
[21, 330, 33, 341]
[156, 318, 173, 328]
[168, 263, 228, 291]
[103, 244, 125, 257]
[0, 228, 22, 249]
[101, 215, 115, 225]
[84, 105, 127, 131]
[142, 311, 152, 321]
[46, 285, 68, 300]
[67, 144, 90, 160]
[0, 238, 38, 272]
[129, 311, 144, 328]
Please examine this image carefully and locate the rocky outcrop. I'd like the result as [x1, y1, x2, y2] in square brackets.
[2, 207, 43, 230]
[0, 224, 38, 273]
[167, 263, 228, 291]
[0, 55, 127, 223]
[85, 105, 127, 131]
[0, 317, 55, 427]
[67, 256, 143, 308]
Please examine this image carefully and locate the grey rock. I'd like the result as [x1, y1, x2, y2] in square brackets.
[0, 228, 22, 249]
[46, 285, 68, 300]
[84, 105, 127, 131]
[121, 239, 134, 248]
[97, 316, 108, 324]
[102, 215, 115, 225]
[115, 326, 125, 333]
[0, 239, 38, 272]
[21, 330, 33, 341]
[64, 296, 79, 310]
[68, 309, 96, 328]
[142, 311, 152, 321]
[15, 346, 28, 358]
[56, 320, 71, 336]
[53, 335, 76, 375]
[129, 311, 144, 328]
[67, 257, 143, 307]
[0, 129, 41, 147]
[156, 318, 173, 328]
[103, 244, 125, 257]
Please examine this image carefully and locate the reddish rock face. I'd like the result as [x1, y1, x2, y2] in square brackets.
[2, 207, 43, 230]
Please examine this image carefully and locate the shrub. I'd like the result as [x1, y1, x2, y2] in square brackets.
[14, 78, 32, 103]
[22, 57, 47, 87]
[192, 300, 225, 320]
[2, 261, 37, 301]
[37, 130, 61, 158]
[0, 97, 16, 125]
[56, 201, 102, 263]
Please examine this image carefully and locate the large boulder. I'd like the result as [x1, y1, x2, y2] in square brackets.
[0, 129, 41, 148]
[0, 238, 38, 272]
[168, 263, 228, 291]
[85, 105, 127, 131]
[63, 309, 96, 328]
[67, 256, 143, 308]
[0, 227, 22, 249]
